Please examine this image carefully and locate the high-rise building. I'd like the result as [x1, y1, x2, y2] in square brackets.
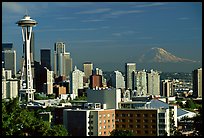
[192, 68, 202, 98]
[54, 42, 72, 79]
[135, 70, 147, 96]
[111, 70, 125, 89]
[2, 43, 13, 51]
[2, 50, 16, 77]
[41, 49, 51, 70]
[70, 66, 85, 98]
[147, 69, 160, 96]
[2, 43, 13, 67]
[125, 63, 136, 90]
[2, 69, 19, 99]
[43, 67, 53, 95]
[90, 75, 103, 89]
[161, 80, 174, 97]
[83, 62, 93, 79]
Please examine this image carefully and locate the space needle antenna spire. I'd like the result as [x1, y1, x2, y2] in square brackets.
[16, 14, 37, 102]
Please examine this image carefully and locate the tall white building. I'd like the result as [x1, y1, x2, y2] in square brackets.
[2, 79, 18, 99]
[43, 67, 53, 95]
[2, 50, 16, 77]
[54, 42, 72, 79]
[71, 66, 85, 98]
[135, 70, 147, 96]
[111, 70, 125, 89]
[147, 69, 160, 96]
[125, 63, 136, 90]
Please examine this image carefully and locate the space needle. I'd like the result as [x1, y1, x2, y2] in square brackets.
[16, 15, 37, 102]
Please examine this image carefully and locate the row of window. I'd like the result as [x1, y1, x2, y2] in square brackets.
[99, 114, 114, 118]
[99, 124, 115, 129]
[115, 119, 156, 123]
[99, 119, 115, 124]
[116, 124, 156, 129]
[116, 113, 156, 118]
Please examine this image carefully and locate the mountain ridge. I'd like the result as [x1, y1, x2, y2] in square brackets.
[138, 47, 197, 63]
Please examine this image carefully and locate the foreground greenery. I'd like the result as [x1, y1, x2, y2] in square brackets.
[2, 98, 69, 136]
[110, 129, 133, 136]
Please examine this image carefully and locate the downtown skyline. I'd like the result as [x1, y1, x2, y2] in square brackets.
[2, 2, 202, 72]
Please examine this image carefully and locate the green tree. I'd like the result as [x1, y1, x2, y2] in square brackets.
[185, 99, 196, 109]
[2, 98, 69, 136]
[192, 107, 202, 136]
[110, 129, 133, 136]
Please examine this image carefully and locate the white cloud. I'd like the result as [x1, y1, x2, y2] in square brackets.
[76, 8, 111, 14]
[110, 10, 143, 16]
[36, 27, 97, 32]
[112, 30, 136, 37]
[57, 17, 76, 20]
[81, 19, 105, 22]
[134, 2, 167, 8]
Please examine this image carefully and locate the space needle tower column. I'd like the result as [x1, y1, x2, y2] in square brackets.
[16, 15, 37, 102]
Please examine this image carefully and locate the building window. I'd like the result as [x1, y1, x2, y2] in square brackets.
[151, 114, 156, 117]
[144, 125, 148, 129]
[108, 119, 110, 123]
[122, 114, 126, 117]
[136, 114, 141, 117]
[107, 114, 110, 117]
[112, 114, 114, 117]
[143, 114, 148, 117]
[144, 119, 148, 123]
[103, 114, 106, 117]
[116, 124, 119, 128]
[99, 114, 102, 118]
[122, 119, 126, 122]
[128, 119, 133, 123]
[144, 130, 148, 134]
[104, 131, 106, 135]
[112, 119, 114, 122]
[136, 130, 141, 134]
[136, 119, 141, 123]
[116, 114, 118, 117]
[99, 126, 102, 129]
[152, 130, 156, 134]
[99, 132, 102, 135]
[151, 119, 156, 123]
[122, 125, 126, 128]
[104, 120, 106, 123]
[104, 126, 106, 129]
[151, 125, 156, 129]
[136, 125, 141, 128]
[129, 125, 133, 128]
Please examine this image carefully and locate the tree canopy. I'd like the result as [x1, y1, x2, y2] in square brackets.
[2, 98, 69, 136]
[110, 129, 133, 136]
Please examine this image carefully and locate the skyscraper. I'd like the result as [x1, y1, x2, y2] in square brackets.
[54, 42, 72, 79]
[70, 66, 84, 98]
[147, 69, 160, 96]
[125, 63, 136, 90]
[2, 50, 16, 77]
[111, 70, 125, 89]
[41, 49, 51, 70]
[192, 68, 202, 98]
[161, 80, 174, 97]
[83, 62, 93, 79]
[135, 70, 147, 96]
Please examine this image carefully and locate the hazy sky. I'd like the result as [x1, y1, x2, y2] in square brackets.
[2, 2, 202, 72]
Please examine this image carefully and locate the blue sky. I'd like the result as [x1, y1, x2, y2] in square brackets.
[2, 2, 202, 72]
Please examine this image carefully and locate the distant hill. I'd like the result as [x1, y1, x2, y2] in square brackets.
[138, 47, 197, 63]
